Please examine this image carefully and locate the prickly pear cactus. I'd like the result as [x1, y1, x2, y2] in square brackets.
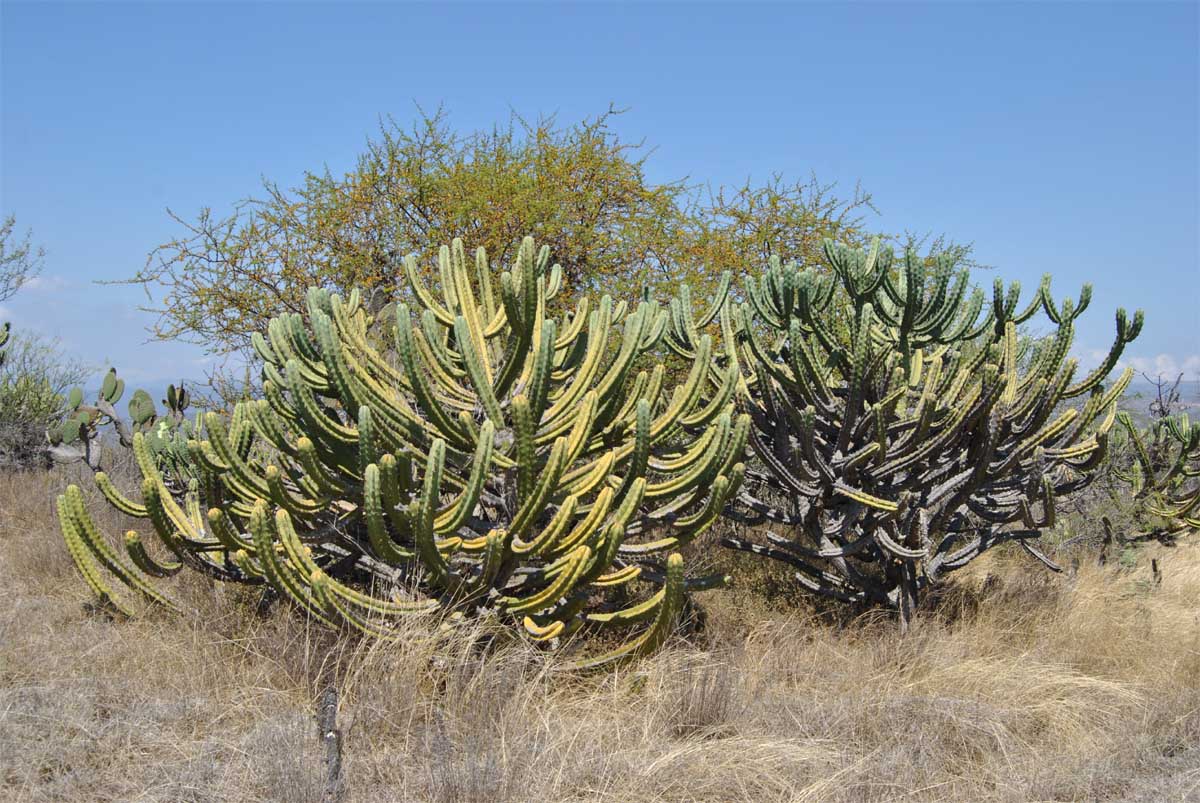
[57, 237, 745, 665]
[48, 368, 198, 482]
[723, 237, 1141, 628]
[48, 368, 130, 468]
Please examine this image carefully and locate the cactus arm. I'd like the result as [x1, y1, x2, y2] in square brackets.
[248, 501, 337, 626]
[550, 487, 614, 556]
[94, 472, 149, 518]
[525, 319, 558, 421]
[433, 420, 495, 534]
[403, 253, 456, 325]
[411, 439, 458, 590]
[395, 305, 471, 447]
[502, 545, 591, 615]
[207, 507, 254, 553]
[124, 531, 183, 577]
[64, 486, 181, 611]
[570, 552, 685, 669]
[311, 311, 360, 420]
[275, 509, 434, 616]
[453, 315, 505, 425]
[1063, 309, 1143, 398]
[507, 437, 569, 543]
[57, 492, 137, 616]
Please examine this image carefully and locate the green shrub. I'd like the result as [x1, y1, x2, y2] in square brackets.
[0, 327, 87, 469]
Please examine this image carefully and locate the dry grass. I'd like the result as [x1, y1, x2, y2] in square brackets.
[2, 469, 1198, 802]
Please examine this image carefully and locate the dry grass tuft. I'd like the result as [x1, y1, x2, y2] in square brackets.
[2, 468, 1198, 801]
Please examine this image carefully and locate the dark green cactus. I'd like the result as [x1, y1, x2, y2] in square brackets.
[722, 237, 1141, 628]
[1112, 411, 1200, 539]
[57, 237, 744, 665]
[164, 382, 190, 418]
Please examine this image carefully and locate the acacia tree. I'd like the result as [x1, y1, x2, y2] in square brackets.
[132, 107, 877, 358]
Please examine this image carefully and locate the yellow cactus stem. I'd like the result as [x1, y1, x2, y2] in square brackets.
[248, 501, 337, 627]
[133, 434, 206, 542]
[510, 494, 579, 556]
[590, 564, 641, 588]
[62, 486, 181, 612]
[395, 307, 472, 448]
[265, 464, 326, 517]
[506, 438, 570, 542]
[523, 616, 565, 642]
[309, 569, 399, 639]
[834, 482, 899, 513]
[464, 529, 505, 592]
[363, 464, 414, 563]
[284, 361, 358, 446]
[232, 549, 264, 578]
[550, 487, 613, 556]
[673, 468, 742, 535]
[411, 439, 456, 589]
[275, 510, 436, 617]
[503, 545, 592, 615]
[206, 507, 253, 553]
[572, 552, 686, 669]
[95, 472, 148, 518]
[433, 420, 494, 534]
[141, 479, 221, 559]
[246, 397, 299, 457]
[412, 318, 471, 393]
[123, 531, 182, 577]
[57, 492, 136, 616]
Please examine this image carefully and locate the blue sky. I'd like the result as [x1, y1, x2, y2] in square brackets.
[2, 1, 1197, 388]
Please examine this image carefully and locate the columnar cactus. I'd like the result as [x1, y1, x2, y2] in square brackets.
[723, 238, 1141, 627]
[57, 237, 745, 665]
[1113, 411, 1200, 539]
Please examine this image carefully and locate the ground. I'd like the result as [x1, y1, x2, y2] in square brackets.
[1, 468, 1198, 802]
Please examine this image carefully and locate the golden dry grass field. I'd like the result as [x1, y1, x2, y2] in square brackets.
[2, 469, 1198, 802]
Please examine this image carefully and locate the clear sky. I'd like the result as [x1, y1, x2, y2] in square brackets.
[2, 1, 1197, 388]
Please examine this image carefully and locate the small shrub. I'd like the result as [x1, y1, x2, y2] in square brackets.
[0, 327, 87, 469]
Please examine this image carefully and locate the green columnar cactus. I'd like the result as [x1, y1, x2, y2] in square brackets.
[723, 237, 1141, 628]
[1113, 411, 1200, 538]
[57, 237, 745, 665]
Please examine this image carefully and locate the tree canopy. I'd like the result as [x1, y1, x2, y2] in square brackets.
[135, 107, 878, 355]
[0, 215, 45, 304]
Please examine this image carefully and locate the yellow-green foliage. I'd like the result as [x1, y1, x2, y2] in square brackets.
[132, 109, 875, 356]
